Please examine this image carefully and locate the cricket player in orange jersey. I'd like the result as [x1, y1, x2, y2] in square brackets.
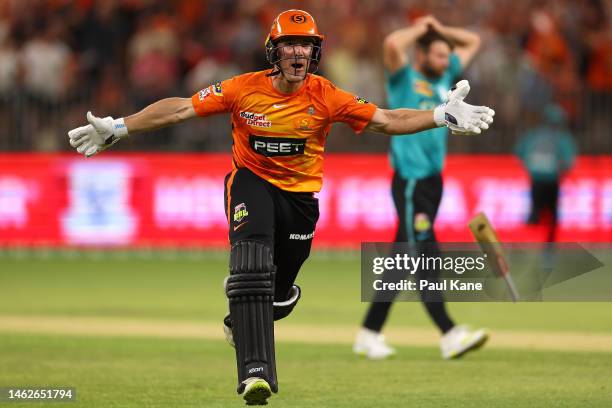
[68, 9, 494, 405]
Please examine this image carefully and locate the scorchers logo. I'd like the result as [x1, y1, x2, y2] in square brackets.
[240, 111, 272, 128]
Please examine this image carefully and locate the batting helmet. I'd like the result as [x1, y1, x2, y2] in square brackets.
[265, 10, 324, 75]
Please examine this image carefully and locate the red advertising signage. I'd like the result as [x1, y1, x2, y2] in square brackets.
[0, 154, 610, 248]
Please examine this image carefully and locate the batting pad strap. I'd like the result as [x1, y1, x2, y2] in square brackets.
[230, 240, 275, 272]
[226, 273, 274, 297]
[227, 240, 275, 298]
[273, 285, 301, 321]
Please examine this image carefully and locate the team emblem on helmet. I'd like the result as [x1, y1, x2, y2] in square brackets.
[290, 14, 307, 24]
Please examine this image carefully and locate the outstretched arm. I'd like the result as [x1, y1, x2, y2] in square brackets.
[68, 97, 197, 157]
[124, 97, 196, 134]
[365, 80, 494, 136]
[365, 108, 436, 135]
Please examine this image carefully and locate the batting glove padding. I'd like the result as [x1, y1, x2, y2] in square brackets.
[68, 111, 129, 157]
[434, 80, 495, 135]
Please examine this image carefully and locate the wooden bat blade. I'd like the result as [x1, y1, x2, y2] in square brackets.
[468, 212, 519, 302]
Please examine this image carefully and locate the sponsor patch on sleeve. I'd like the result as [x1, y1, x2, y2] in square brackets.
[198, 87, 211, 101]
[213, 81, 223, 96]
[355, 96, 369, 104]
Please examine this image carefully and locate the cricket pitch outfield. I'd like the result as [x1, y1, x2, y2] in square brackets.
[1, 252, 611, 407]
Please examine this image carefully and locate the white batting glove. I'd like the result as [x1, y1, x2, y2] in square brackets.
[433, 80, 495, 135]
[67, 111, 129, 157]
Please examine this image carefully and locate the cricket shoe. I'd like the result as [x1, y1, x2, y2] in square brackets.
[242, 377, 272, 406]
[440, 325, 488, 359]
[353, 328, 396, 360]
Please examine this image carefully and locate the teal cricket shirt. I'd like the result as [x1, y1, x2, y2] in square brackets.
[386, 54, 462, 179]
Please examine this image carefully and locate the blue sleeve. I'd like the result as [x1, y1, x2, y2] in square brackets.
[447, 53, 463, 79]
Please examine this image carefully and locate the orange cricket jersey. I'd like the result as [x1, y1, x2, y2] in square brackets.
[191, 70, 377, 192]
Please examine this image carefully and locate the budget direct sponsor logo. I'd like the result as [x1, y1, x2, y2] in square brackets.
[249, 135, 307, 157]
[240, 111, 272, 128]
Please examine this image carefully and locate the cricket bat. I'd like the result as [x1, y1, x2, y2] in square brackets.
[468, 212, 519, 302]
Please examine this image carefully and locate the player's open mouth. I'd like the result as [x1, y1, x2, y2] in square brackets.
[291, 63, 304, 69]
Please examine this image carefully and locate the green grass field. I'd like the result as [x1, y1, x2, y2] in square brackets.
[1, 251, 611, 407]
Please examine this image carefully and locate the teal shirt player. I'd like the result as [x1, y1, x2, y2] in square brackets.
[386, 53, 462, 179]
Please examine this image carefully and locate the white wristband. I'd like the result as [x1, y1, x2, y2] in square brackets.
[112, 118, 129, 138]
[433, 105, 446, 127]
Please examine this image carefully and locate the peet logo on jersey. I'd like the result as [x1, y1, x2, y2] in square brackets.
[355, 96, 369, 104]
[289, 231, 315, 240]
[249, 135, 307, 157]
[240, 111, 272, 128]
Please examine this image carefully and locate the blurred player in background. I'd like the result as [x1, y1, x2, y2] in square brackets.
[355, 16, 489, 360]
[516, 103, 577, 242]
[67, 9, 494, 405]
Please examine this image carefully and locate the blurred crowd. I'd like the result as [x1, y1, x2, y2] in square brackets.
[0, 0, 610, 153]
